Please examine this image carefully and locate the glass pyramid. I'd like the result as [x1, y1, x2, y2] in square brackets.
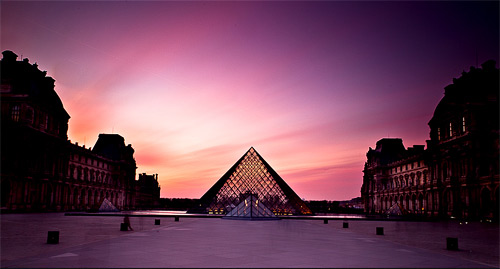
[224, 193, 278, 219]
[98, 198, 120, 212]
[385, 203, 405, 216]
[188, 147, 313, 216]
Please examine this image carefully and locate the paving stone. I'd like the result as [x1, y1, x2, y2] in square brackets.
[1, 213, 498, 268]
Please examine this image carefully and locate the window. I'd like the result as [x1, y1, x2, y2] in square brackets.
[462, 117, 466, 132]
[26, 107, 34, 124]
[449, 122, 453, 137]
[11, 105, 20, 121]
[437, 128, 441, 140]
[44, 115, 49, 130]
[443, 163, 447, 179]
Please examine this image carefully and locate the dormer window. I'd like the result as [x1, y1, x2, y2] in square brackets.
[449, 122, 453, 137]
[462, 117, 466, 132]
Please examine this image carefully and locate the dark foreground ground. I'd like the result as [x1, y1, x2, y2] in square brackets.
[1, 213, 498, 268]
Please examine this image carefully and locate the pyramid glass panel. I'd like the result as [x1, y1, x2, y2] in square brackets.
[188, 147, 313, 216]
[225, 194, 277, 219]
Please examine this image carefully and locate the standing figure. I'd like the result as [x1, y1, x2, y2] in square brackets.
[124, 215, 134, 231]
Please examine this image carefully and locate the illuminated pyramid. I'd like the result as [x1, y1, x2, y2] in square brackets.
[224, 193, 278, 220]
[188, 147, 313, 216]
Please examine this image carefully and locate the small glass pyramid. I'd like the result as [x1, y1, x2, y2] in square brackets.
[385, 203, 405, 216]
[188, 147, 313, 216]
[98, 198, 120, 212]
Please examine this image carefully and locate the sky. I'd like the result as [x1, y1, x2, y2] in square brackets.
[1, 1, 498, 201]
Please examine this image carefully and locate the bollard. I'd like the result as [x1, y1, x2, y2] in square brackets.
[324, 219, 328, 224]
[446, 237, 459, 250]
[120, 223, 128, 231]
[343, 222, 349, 228]
[174, 216, 179, 222]
[47, 231, 59, 244]
[376, 227, 384, 235]
[155, 219, 160, 225]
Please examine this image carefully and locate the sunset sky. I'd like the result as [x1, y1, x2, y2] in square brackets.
[2, 1, 498, 200]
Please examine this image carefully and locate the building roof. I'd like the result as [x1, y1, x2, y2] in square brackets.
[429, 60, 499, 125]
[92, 133, 135, 162]
[1, 50, 70, 119]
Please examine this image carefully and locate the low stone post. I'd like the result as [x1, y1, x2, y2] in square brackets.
[120, 223, 128, 231]
[343, 222, 349, 228]
[47, 231, 59, 244]
[376, 227, 384, 235]
[155, 219, 160, 225]
[446, 237, 459, 250]
[174, 216, 179, 222]
[323, 219, 328, 224]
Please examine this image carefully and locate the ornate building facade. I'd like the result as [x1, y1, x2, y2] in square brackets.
[1, 50, 160, 211]
[361, 60, 499, 220]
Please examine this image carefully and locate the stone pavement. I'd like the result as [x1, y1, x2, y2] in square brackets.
[1, 213, 498, 268]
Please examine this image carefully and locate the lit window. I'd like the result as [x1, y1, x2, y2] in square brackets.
[449, 122, 453, 137]
[11, 105, 20, 121]
[462, 117, 466, 132]
[437, 128, 441, 140]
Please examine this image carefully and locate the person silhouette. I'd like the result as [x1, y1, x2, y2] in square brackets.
[124, 215, 133, 231]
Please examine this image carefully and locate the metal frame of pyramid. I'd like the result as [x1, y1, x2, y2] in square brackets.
[385, 203, 406, 216]
[98, 198, 120, 212]
[187, 147, 313, 216]
[224, 193, 279, 220]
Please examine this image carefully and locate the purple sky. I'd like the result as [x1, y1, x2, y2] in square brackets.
[2, 1, 498, 200]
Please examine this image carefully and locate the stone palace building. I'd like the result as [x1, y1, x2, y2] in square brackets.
[361, 60, 499, 220]
[1, 50, 160, 212]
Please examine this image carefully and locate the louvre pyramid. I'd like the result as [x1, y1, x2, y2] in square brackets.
[224, 193, 278, 219]
[188, 147, 313, 216]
